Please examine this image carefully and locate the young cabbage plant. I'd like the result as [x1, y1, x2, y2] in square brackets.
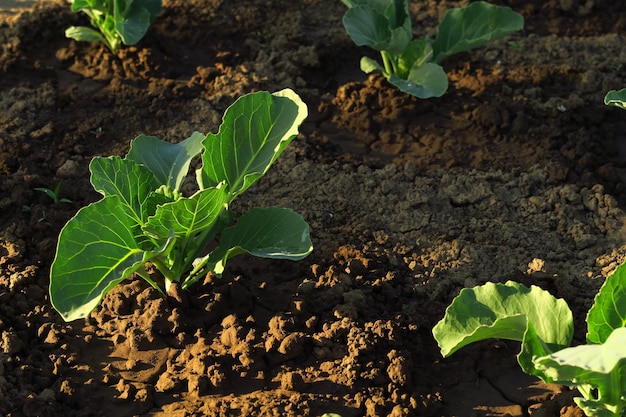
[433, 261, 626, 417]
[65, 0, 162, 53]
[604, 88, 626, 110]
[49, 89, 313, 322]
[340, 0, 524, 98]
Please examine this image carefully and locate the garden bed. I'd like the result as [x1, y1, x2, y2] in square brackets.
[1, 0, 626, 416]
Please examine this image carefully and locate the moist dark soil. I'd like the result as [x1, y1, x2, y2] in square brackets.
[2, 0, 626, 416]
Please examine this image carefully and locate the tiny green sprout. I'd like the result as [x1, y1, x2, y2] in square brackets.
[34, 181, 72, 204]
[90, 127, 104, 140]
[24, 205, 49, 223]
[507, 40, 522, 51]
[38, 210, 48, 224]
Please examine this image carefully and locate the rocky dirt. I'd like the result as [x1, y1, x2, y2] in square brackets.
[1, 0, 626, 416]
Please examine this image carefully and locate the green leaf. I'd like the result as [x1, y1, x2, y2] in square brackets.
[389, 62, 448, 98]
[574, 397, 622, 417]
[342, 0, 410, 55]
[69, 0, 101, 13]
[383, 0, 411, 54]
[90, 156, 160, 224]
[132, 0, 161, 22]
[65, 26, 107, 43]
[142, 186, 229, 240]
[586, 262, 626, 344]
[114, 0, 161, 46]
[126, 132, 204, 192]
[432, 281, 573, 373]
[518, 320, 560, 381]
[534, 327, 626, 413]
[115, 5, 152, 46]
[383, 0, 408, 30]
[360, 56, 384, 74]
[431, 1, 524, 63]
[198, 89, 308, 197]
[67, 0, 161, 51]
[604, 89, 626, 110]
[183, 207, 313, 289]
[343, 5, 393, 51]
[396, 38, 433, 79]
[49, 196, 161, 321]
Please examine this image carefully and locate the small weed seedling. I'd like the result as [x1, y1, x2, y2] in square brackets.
[65, 0, 162, 53]
[35, 181, 72, 204]
[433, 261, 626, 417]
[90, 127, 105, 140]
[340, 0, 524, 98]
[49, 89, 313, 321]
[22, 205, 47, 223]
[38, 210, 48, 224]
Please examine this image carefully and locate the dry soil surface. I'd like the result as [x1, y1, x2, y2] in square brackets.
[1, 0, 626, 416]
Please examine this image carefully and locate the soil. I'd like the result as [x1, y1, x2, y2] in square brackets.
[1, 0, 626, 416]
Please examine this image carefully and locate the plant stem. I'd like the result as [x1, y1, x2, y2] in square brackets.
[180, 206, 231, 289]
[381, 51, 395, 78]
[150, 257, 177, 283]
[135, 268, 166, 298]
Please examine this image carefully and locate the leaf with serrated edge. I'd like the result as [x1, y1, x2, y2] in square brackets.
[197, 89, 307, 197]
[90, 156, 159, 225]
[142, 186, 229, 240]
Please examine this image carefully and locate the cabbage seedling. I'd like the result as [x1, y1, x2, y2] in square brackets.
[65, 0, 162, 53]
[49, 89, 313, 322]
[433, 261, 626, 417]
[340, 0, 524, 98]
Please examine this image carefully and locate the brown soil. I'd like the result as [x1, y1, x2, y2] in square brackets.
[2, 0, 626, 416]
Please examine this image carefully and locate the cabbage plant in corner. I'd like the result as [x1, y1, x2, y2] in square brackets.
[49, 89, 313, 322]
[340, 0, 524, 98]
[433, 261, 626, 417]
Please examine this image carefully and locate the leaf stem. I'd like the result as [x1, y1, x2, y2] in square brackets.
[179, 205, 232, 288]
[381, 51, 396, 77]
[135, 268, 166, 298]
[150, 256, 177, 284]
